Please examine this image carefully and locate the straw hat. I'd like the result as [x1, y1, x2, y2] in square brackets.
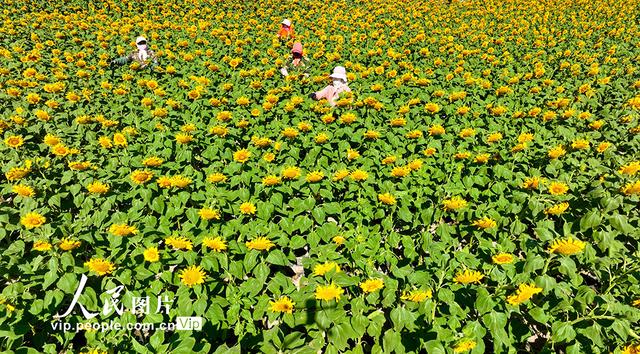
[329, 66, 347, 82]
[282, 19, 292, 26]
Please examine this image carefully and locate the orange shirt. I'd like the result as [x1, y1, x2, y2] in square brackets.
[278, 26, 294, 39]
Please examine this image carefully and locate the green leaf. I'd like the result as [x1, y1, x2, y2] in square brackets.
[529, 307, 549, 323]
[390, 306, 417, 331]
[258, 202, 274, 220]
[172, 336, 196, 354]
[612, 319, 630, 341]
[150, 330, 165, 349]
[609, 215, 634, 234]
[56, 273, 77, 294]
[397, 205, 412, 222]
[382, 329, 402, 353]
[552, 322, 576, 343]
[579, 209, 601, 231]
[265, 249, 289, 266]
[367, 311, 386, 338]
[424, 341, 446, 354]
[475, 288, 495, 315]
[482, 311, 509, 349]
[351, 314, 368, 338]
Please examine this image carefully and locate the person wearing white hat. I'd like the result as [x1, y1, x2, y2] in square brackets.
[278, 19, 294, 40]
[110, 36, 158, 70]
[309, 66, 351, 106]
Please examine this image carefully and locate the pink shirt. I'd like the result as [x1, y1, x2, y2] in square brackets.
[314, 84, 351, 106]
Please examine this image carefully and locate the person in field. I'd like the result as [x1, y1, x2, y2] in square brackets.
[278, 19, 294, 40]
[309, 66, 351, 106]
[110, 36, 158, 70]
[280, 42, 310, 77]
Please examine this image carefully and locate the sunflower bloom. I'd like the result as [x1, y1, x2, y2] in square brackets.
[85, 258, 115, 276]
[208, 173, 227, 183]
[21, 212, 46, 229]
[487, 132, 503, 143]
[621, 181, 640, 196]
[315, 283, 344, 302]
[596, 142, 611, 153]
[282, 166, 301, 180]
[170, 176, 191, 188]
[269, 296, 294, 314]
[548, 237, 586, 255]
[443, 196, 467, 211]
[548, 145, 566, 159]
[492, 253, 515, 265]
[360, 279, 384, 293]
[306, 171, 325, 183]
[12, 184, 35, 197]
[474, 154, 490, 164]
[378, 193, 397, 205]
[246, 237, 275, 251]
[333, 169, 350, 181]
[332, 235, 346, 245]
[313, 262, 341, 276]
[428, 124, 445, 136]
[142, 156, 163, 167]
[391, 166, 411, 177]
[454, 269, 484, 284]
[472, 217, 496, 229]
[33, 240, 52, 251]
[548, 182, 569, 195]
[619, 161, 640, 176]
[130, 170, 154, 184]
[620, 344, 640, 354]
[545, 202, 569, 215]
[571, 139, 590, 150]
[239, 202, 256, 215]
[262, 175, 281, 186]
[522, 177, 543, 190]
[180, 265, 206, 287]
[382, 155, 397, 165]
[175, 133, 193, 144]
[143, 247, 160, 262]
[113, 133, 127, 147]
[202, 237, 227, 252]
[459, 128, 476, 138]
[506, 283, 543, 305]
[86, 181, 109, 194]
[198, 207, 221, 220]
[109, 224, 137, 237]
[6, 166, 31, 181]
[157, 176, 173, 188]
[401, 289, 432, 302]
[59, 238, 81, 251]
[423, 147, 437, 156]
[350, 169, 369, 181]
[233, 149, 251, 163]
[4, 135, 24, 148]
[346, 149, 360, 160]
[454, 340, 477, 353]
[165, 236, 193, 250]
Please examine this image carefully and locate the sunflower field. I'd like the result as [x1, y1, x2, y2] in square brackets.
[1, 0, 640, 352]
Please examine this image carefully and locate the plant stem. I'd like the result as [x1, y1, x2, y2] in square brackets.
[541, 254, 554, 275]
[569, 314, 616, 325]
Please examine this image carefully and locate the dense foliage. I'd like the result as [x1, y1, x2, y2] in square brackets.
[1, 0, 640, 353]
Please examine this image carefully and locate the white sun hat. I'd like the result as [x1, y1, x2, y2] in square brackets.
[136, 36, 147, 44]
[329, 66, 347, 82]
[282, 19, 292, 26]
